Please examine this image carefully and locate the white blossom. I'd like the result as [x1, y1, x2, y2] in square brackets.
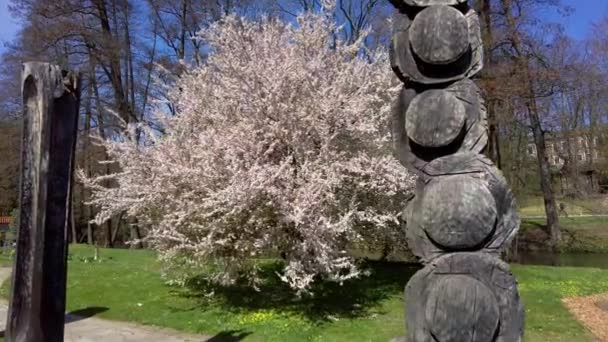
[82, 9, 415, 293]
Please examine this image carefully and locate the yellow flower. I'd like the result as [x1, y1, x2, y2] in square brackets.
[238, 310, 277, 325]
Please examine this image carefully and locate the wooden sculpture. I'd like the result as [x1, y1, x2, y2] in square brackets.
[7, 62, 80, 342]
[388, 1, 524, 341]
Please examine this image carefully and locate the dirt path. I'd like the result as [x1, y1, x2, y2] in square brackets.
[0, 267, 211, 341]
[0, 267, 11, 287]
[563, 293, 608, 342]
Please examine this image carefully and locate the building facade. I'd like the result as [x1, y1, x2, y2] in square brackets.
[526, 131, 606, 194]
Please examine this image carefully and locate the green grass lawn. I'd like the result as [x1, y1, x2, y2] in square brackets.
[521, 216, 608, 252]
[0, 254, 13, 268]
[521, 216, 608, 230]
[518, 196, 608, 217]
[2, 244, 605, 341]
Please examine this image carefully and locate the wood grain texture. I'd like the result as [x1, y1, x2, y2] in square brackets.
[405, 89, 466, 148]
[418, 175, 497, 250]
[404, 152, 519, 261]
[7, 62, 80, 342]
[422, 152, 520, 253]
[447, 78, 488, 152]
[389, 8, 483, 84]
[389, 2, 523, 341]
[405, 253, 524, 342]
[392, 79, 488, 174]
[389, 9, 414, 84]
[409, 6, 469, 65]
[391, 85, 419, 169]
[425, 275, 500, 341]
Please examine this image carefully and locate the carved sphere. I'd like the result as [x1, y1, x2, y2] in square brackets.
[390, 9, 483, 84]
[420, 175, 497, 250]
[409, 6, 469, 65]
[406, 253, 525, 342]
[425, 275, 500, 342]
[405, 89, 466, 148]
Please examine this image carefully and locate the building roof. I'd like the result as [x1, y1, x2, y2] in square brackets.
[0, 217, 10, 225]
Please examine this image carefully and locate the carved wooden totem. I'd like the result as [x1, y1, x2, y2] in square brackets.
[7, 63, 80, 342]
[388, 1, 524, 341]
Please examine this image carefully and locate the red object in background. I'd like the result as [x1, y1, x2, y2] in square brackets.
[0, 217, 10, 225]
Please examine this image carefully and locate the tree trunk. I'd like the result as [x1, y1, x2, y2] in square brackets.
[71, 207, 77, 244]
[83, 63, 94, 245]
[501, 0, 560, 246]
[129, 218, 143, 249]
[527, 101, 561, 245]
[479, 0, 502, 169]
[111, 213, 123, 246]
[178, 0, 188, 60]
[87, 223, 93, 245]
[86, 42, 115, 248]
[106, 219, 113, 248]
[487, 102, 502, 169]
[93, 0, 133, 125]
[513, 119, 523, 194]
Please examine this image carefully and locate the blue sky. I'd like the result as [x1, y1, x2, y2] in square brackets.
[0, 0, 606, 55]
[0, 0, 19, 54]
[542, 0, 608, 39]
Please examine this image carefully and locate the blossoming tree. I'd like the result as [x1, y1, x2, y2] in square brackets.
[82, 8, 415, 292]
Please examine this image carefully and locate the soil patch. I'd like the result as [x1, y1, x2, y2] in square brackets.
[563, 293, 608, 341]
[595, 299, 608, 312]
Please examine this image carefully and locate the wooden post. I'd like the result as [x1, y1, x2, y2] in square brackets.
[7, 62, 80, 342]
[388, 1, 524, 341]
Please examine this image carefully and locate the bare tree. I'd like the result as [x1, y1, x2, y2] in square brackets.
[498, 0, 563, 245]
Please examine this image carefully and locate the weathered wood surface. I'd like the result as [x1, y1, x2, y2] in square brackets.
[389, 7, 483, 84]
[404, 152, 520, 262]
[449, 79, 488, 152]
[426, 275, 500, 341]
[418, 175, 497, 250]
[422, 152, 520, 252]
[7, 62, 80, 342]
[392, 79, 488, 173]
[388, 1, 523, 341]
[409, 6, 469, 65]
[405, 253, 524, 342]
[405, 89, 466, 148]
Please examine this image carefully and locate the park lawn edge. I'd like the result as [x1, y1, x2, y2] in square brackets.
[0, 244, 604, 341]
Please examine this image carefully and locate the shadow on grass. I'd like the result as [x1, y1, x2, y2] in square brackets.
[521, 219, 546, 231]
[177, 260, 420, 322]
[205, 329, 252, 341]
[65, 306, 109, 324]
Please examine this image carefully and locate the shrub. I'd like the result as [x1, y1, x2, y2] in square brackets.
[82, 8, 415, 293]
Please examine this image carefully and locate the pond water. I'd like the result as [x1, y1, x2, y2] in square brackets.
[352, 248, 608, 269]
[514, 252, 608, 269]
